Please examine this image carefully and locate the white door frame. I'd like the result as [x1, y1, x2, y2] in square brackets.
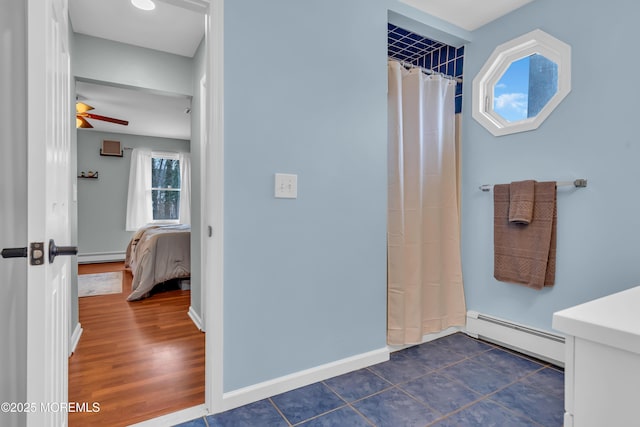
[205, 0, 225, 413]
[199, 74, 208, 332]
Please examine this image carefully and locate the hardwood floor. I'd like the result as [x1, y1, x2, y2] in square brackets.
[69, 262, 205, 426]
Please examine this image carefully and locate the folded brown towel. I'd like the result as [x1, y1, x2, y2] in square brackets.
[494, 181, 557, 289]
[509, 180, 535, 224]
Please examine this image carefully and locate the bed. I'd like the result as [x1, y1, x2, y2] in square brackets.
[125, 224, 191, 301]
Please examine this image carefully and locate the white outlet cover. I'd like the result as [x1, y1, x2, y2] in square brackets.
[275, 173, 298, 199]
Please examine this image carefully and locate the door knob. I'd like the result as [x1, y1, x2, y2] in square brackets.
[48, 239, 78, 263]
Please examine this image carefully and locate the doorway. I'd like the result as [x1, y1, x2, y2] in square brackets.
[70, 85, 203, 425]
[67, 1, 209, 424]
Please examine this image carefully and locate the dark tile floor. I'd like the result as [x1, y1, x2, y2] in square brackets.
[174, 333, 564, 427]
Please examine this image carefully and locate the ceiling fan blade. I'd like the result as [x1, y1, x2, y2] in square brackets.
[83, 113, 129, 126]
[76, 116, 93, 128]
[76, 102, 94, 113]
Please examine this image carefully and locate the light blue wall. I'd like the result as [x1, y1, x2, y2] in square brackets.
[220, 0, 471, 393]
[223, 0, 390, 391]
[76, 131, 189, 255]
[73, 33, 193, 96]
[461, 0, 640, 332]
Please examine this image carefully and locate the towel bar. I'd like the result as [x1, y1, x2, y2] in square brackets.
[479, 179, 587, 192]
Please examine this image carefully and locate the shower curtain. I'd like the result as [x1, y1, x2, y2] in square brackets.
[387, 60, 466, 345]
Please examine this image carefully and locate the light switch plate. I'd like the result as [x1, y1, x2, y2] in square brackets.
[275, 173, 298, 199]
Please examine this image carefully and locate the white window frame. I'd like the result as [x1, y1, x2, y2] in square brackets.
[472, 29, 572, 136]
[151, 151, 181, 224]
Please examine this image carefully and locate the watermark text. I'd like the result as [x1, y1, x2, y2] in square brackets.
[1, 401, 101, 413]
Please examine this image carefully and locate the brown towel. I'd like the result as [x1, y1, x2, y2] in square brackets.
[509, 180, 535, 224]
[494, 181, 557, 289]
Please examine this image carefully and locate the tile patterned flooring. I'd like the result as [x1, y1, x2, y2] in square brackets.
[175, 333, 564, 427]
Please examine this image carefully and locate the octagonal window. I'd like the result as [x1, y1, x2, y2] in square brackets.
[472, 30, 571, 136]
[493, 54, 558, 123]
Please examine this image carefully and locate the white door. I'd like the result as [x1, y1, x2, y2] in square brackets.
[26, 0, 73, 425]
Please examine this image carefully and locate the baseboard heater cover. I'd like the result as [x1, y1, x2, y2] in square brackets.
[465, 311, 565, 366]
[78, 251, 126, 264]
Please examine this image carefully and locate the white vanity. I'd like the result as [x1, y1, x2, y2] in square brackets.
[553, 286, 640, 427]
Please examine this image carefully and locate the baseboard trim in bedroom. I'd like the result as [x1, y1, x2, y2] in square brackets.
[219, 346, 389, 413]
[69, 322, 83, 356]
[188, 306, 204, 332]
[78, 251, 126, 264]
[126, 404, 208, 427]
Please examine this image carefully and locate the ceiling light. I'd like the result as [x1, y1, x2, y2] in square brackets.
[131, 0, 156, 11]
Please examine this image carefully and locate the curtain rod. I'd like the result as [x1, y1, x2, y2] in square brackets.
[394, 60, 463, 84]
[479, 179, 588, 192]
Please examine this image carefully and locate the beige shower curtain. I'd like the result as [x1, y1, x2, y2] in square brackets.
[387, 60, 466, 345]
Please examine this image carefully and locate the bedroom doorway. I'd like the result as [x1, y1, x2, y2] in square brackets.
[68, 0, 217, 424]
[71, 85, 204, 424]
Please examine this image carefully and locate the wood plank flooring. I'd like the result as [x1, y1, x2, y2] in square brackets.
[69, 262, 205, 426]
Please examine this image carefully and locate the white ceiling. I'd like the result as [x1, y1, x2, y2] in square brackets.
[401, 0, 535, 31]
[76, 81, 192, 140]
[69, 0, 205, 57]
[68, 0, 532, 140]
[69, 0, 204, 140]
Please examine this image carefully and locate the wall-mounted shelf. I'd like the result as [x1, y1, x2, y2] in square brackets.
[100, 148, 123, 157]
[78, 171, 99, 179]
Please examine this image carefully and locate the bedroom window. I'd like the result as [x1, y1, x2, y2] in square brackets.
[126, 149, 191, 231]
[151, 154, 181, 221]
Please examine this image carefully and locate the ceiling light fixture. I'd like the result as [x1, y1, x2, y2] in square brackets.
[131, 0, 156, 11]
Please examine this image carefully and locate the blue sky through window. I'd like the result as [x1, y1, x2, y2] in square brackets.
[494, 56, 530, 122]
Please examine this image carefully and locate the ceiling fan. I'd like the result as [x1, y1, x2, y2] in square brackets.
[76, 101, 129, 129]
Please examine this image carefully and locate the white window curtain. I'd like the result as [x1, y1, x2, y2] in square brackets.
[178, 152, 191, 225]
[125, 149, 152, 231]
[387, 60, 466, 345]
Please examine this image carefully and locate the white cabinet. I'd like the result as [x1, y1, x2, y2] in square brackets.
[553, 286, 640, 427]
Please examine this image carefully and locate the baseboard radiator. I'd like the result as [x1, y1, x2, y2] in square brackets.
[465, 311, 565, 367]
[78, 251, 126, 264]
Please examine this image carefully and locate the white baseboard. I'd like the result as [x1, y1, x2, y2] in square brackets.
[465, 310, 565, 366]
[188, 306, 204, 332]
[220, 347, 389, 412]
[69, 322, 83, 356]
[78, 251, 126, 264]
[126, 404, 207, 427]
